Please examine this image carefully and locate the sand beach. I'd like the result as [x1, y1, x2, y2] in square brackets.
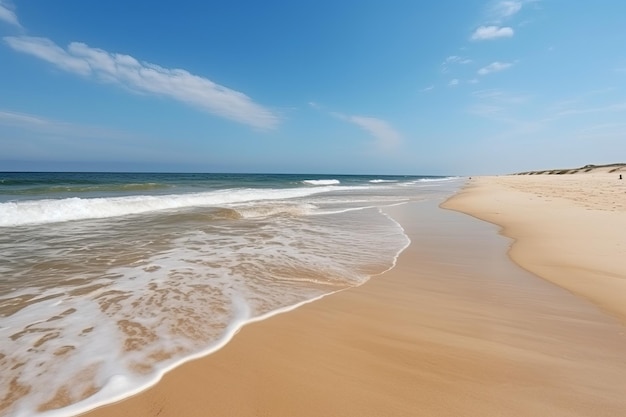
[4, 1, 626, 415]
[84, 165, 626, 417]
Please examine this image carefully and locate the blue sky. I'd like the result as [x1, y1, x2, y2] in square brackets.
[1, 0, 625, 175]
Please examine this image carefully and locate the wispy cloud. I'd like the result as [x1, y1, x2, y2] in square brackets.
[552, 102, 626, 118]
[0, 109, 188, 164]
[467, 102, 544, 139]
[546, 88, 620, 118]
[491, 1, 523, 20]
[441, 55, 473, 73]
[5, 37, 92, 74]
[420, 85, 435, 92]
[332, 112, 402, 150]
[472, 89, 529, 104]
[446, 55, 472, 64]
[467, 104, 504, 117]
[448, 79, 460, 87]
[0, 110, 49, 126]
[468, 87, 533, 130]
[0, 0, 20, 27]
[0, 109, 140, 141]
[471, 25, 514, 41]
[4, 36, 279, 129]
[478, 61, 514, 75]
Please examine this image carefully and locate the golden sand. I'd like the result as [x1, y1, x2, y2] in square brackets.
[448, 170, 626, 321]
[83, 171, 626, 417]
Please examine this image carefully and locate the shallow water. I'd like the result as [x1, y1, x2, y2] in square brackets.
[0, 172, 462, 416]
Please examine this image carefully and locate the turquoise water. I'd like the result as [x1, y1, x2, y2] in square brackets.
[0, 172, 461, 416]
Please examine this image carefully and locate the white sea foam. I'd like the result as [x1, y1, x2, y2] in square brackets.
[369, 179, 398, 183]
[0, 175, 463, 417]
[1, 203, 412, 417]
[4, 234, 332, 416]
[302, 179, 340, 186]
[396, 176, 459, 186]
[0, 186, 340, 227]
[232, 202, 318, 219]
[27, 291, 337, 417]
[417, 176, 459, 182]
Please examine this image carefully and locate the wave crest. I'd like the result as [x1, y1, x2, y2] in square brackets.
[302, 179, 340, 186]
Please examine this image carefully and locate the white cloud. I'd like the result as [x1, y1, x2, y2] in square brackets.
[0, 1, 20, 27]
[448, 79, 460, 87]
[347, 116, 402, 148]
[478, 61, 513, 75]
[441, 55, 473, 74]
[333, 113, 402, 149]
[470, 26, 514, 41]
[5, 37, 92, 75]
[444, 55, 472, 65]
[492, 1, 523, 20]
[4, 36, 279, 129]
[420, 85, 435, 92]
[472, 89, 530, 105]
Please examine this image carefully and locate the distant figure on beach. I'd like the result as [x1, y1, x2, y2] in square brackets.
[620, 174, 623, 180]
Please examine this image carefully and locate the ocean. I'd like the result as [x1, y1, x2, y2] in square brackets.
[0, 172, 462, 416]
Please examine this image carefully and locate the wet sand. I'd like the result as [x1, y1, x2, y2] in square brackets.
[84, 176, 626, 417]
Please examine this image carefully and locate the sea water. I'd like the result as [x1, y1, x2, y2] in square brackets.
[0, 172, 461, 416]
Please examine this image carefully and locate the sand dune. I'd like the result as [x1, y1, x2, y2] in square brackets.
[514, 162, 626, 176]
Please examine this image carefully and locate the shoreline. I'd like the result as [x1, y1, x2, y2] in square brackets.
[443, 174, 626, 322]
[82, 182, 626, 417]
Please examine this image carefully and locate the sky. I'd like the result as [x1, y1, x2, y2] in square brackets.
[1, 0, 625, 175]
